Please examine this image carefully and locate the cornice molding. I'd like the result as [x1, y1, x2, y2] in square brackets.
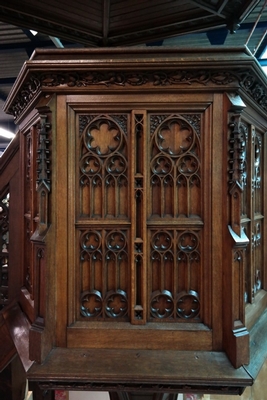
[6, 67, 267, 120]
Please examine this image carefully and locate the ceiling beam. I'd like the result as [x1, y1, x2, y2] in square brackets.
[102, 0, 110, 46]
[188, 0, 225, 17]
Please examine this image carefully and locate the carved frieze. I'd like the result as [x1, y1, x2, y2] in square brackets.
[8, 68, 267, 120]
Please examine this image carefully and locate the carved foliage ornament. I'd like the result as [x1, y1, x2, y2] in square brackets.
[228, 115, 247, 189]
[9, 68, 267, 119]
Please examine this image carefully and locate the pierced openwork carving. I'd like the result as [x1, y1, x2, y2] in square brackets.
[254, 134, 262, 191]
[228, 114, 248, 238]
[150, 290, 174, 319]
[78, 111, 203, 324]
[0, 191, 9, 310]
[149, 229, 201, 321]
[104, 290, 128, 318]
[79, 115, 129, 219]
[79, 229, 129, 320]
[228, 116, 247, 189]
[150, 115, 201, 218]
[176, 290, 200, 319]
[252, 221, 262, 299]
[80, 290, 102, 318]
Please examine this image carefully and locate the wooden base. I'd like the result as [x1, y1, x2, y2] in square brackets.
[27, 348, 252, 396]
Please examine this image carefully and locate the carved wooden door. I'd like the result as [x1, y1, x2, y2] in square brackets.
[67, 94, 214, 350]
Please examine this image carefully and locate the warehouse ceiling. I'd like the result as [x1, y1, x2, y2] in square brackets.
[1, 0, 267, 147]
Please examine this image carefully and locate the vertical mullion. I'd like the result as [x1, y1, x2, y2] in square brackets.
[142, 111, 147, 322]
[130, 111, 136, 322]
[160, 179, 164, 218]
[131, 110, 147, 324]
[102, 228, 106, 318]
[89, 177, 93, 217]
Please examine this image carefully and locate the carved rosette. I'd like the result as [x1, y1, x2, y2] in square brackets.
[36, 112, 52, 235]
[79, 115, 128, 219]
[150, 115, 201, 218]
[176, 290, 200, 319]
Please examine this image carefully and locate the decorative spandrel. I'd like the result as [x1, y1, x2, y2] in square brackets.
[79, 228, 129, 320]
[79, 115, 129, 219]
[0, 191, 9, 310]
[149, 115, 201, 219]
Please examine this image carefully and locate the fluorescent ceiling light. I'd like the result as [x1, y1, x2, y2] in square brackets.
[0, 128, 15, 139]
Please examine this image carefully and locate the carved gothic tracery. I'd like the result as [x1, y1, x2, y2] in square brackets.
[150, 115, 201, 218]
[79, 115, 128, 219]
[149, 230, 201, 321]
[79, 229, 129, 320]
[78, 112, 202, 323]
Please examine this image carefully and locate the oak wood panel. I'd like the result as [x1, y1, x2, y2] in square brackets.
[67, 325, 212, 350]
[65, 95, 216, 352]
[53, 95, 68, 348]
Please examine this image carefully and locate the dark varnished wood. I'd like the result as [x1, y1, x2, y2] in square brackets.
[2, 302, 33, 372]
[2, 47, 267, 395]
[0, 1, 260, 46]
[27, 348, 252, 395]
[0, 314, 16, 373]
